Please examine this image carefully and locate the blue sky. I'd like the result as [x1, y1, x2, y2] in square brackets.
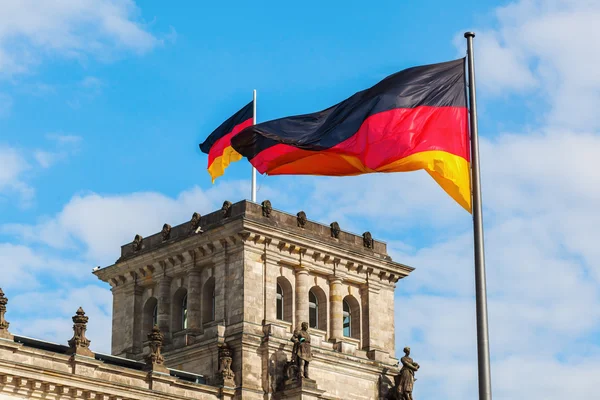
[2, 1, 600, 399]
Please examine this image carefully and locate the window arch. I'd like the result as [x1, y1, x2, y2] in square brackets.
[308, 286, 327, 331]
[276, 276, 293, 322]
[171, 287, 188, 332]
[202, 277, 216, 324]
[342, 295, 360, 340]
[142, 297, 158, 341]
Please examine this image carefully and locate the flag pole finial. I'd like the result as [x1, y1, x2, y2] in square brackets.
[464, 31, 475, 38]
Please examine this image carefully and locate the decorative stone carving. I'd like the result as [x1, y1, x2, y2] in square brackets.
[0, 288, 12, 339]
[132, 234, 143, 252]
[330, 222, 341, 239]
[161, 224, 172, 241]
[261, 200, 272, 217]
[394, 347, 420, 400]
[297, 211, 307, 228]
[67, 307, 94, 357]
[218, 342, 235, 387]
[221, 201, 232, 218]
[290, 322, 313, 380]
[189, 212, 202, 234]
[144, 326, 169, 373]
[363, 231, 374, 249]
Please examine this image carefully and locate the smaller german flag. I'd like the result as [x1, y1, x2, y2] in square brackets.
[199, 101, 254, 182]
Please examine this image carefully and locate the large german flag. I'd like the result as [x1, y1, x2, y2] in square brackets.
[199, 101, 254, 182]
[231, 59, 471, 211]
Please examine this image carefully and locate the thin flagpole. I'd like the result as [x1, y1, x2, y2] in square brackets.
[464, 32, 492, 400]
[251, 89, 257, 202]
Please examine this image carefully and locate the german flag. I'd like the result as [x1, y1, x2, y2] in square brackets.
[231, 59, 471, 211]
[199, 101, 254, 182]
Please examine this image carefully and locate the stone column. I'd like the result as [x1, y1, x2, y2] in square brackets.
[328, 276, 344, 342]
[157, 275, 172, 340]
[187, 267, 202, 334]
[294, 267, 310, 328]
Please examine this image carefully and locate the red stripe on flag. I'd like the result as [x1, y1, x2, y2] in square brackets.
[207, 118, 254, 166]
[249, 106, 469, 174]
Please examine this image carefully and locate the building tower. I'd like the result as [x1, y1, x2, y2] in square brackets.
[94, 200, 414, 399]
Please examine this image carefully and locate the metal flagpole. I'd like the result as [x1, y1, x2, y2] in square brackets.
[464, 32, 492, 400]
[251, 89, 257, 202]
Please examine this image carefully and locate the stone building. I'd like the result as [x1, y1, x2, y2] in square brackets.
[0, 200, 414, 400]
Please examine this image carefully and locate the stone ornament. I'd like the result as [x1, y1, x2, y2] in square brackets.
[189, 212, 202, 234]
[395, 346, 420, 400]
[363, 231, 374, 249]
[132, 234, 143, 252]
[222, 201, 232, 218]
[67, 307, 94, 357]
[261, 200, 272, 218]
[145, 325, 169, 373]
[161, 224, 172, 241]
[330, 222, 341, 239]
[218, 342, 235, 387]
[297, 211, 307, 228]
[0, 288, 12, 339]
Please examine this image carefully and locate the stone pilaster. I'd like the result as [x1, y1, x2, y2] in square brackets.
[264, 257, 279, 324]
[0, 288, 12, 340]
[328, 276, 344, 342]
[132, 285, 144, 353]
[111, 284, 135, 356]
[187, 267, 203, 334]
[294, 267, 310, 328]
[157, 275, 173, 340]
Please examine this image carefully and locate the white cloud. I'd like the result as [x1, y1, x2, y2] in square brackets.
[0, 146, 34, 203]
[0, 0, 158, 76]
[2, 181, 262, 265]
[471, 0, 600, 129]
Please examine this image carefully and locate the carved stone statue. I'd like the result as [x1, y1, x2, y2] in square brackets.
[145, 325, 168, 373]
[218, 342, 235, 387]
[161, 224, 172, 241]
[363, 231, 373, 249]
[67, 307, 94, 357]
[0, 288, 12, 339]
[297, 211, 307, 228]
[189, 212, 202, 234]
[395, 347, 420, 400]
[132, 234, 143, 251]
[291, 322, 313, 379]
[330, 222, 341, 239]
[222, 201, 232, 218]
[261, 200, 272, 217]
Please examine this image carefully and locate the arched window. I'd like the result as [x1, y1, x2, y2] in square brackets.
[276, 276, 293, 322]
[309, 286, 327, 331]
[171, 287, 188, 332]
[143, 297, 158, 342]
[276, 284, 284, 320]
[182, 294, 188, 329]
[309, 291, 318, 329]
[203, 277, 216, 324]
[343, 295, 361, 340]
[343, 300, 351, 337]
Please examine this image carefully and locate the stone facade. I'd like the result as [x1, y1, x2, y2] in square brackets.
[93, 200, 414, 399]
